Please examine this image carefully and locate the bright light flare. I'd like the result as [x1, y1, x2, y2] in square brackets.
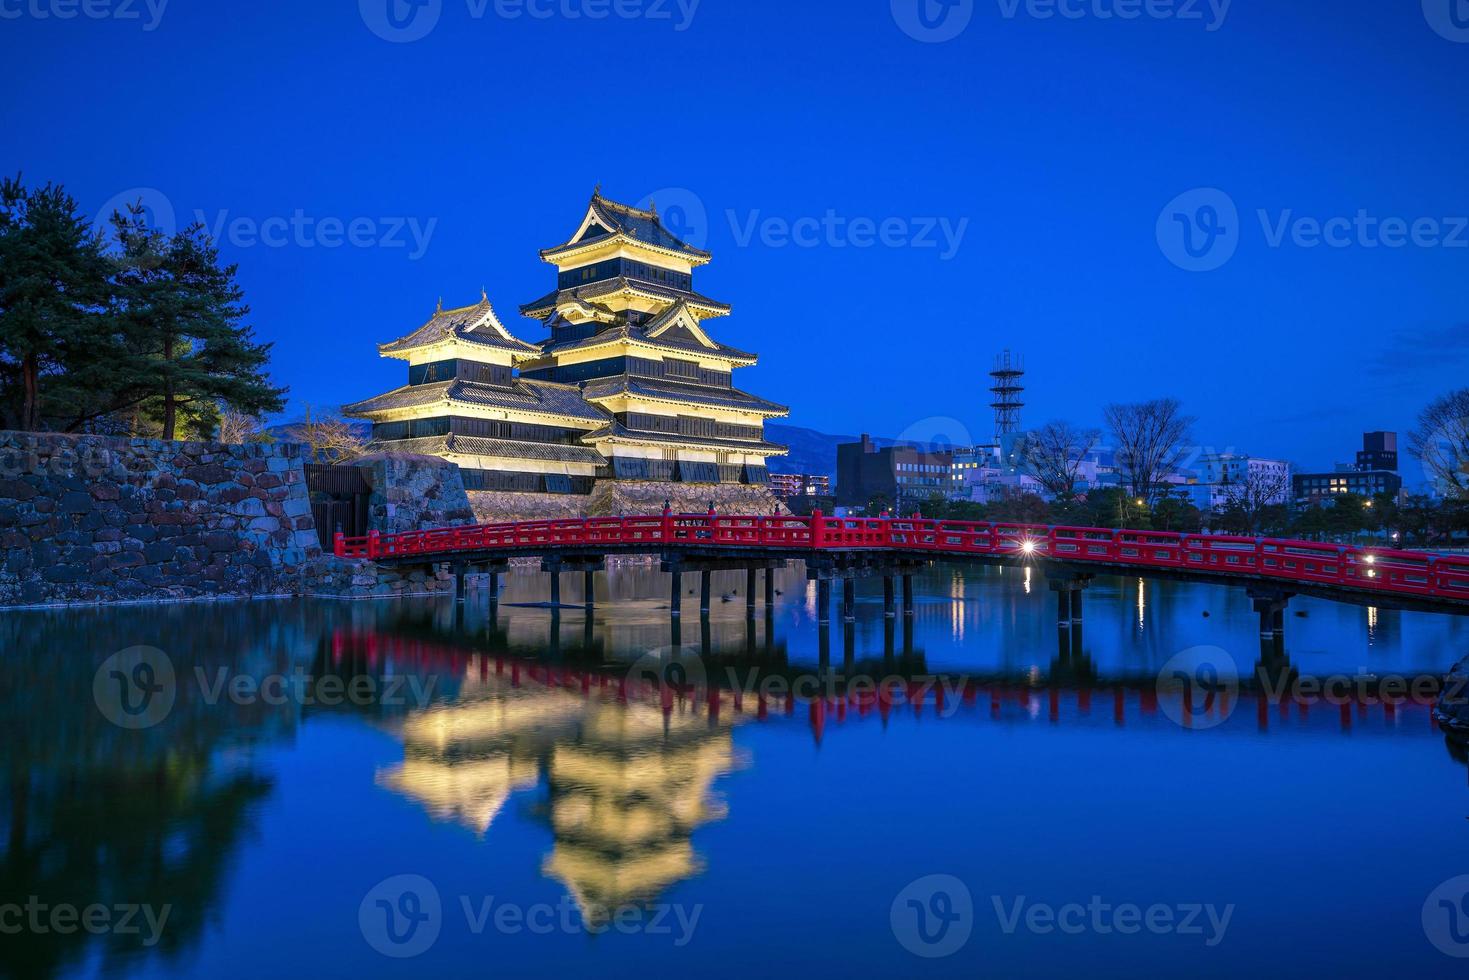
[1021, 540, 1037, 555]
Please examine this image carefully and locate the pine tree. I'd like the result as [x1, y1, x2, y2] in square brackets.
[0, 176, 115, 431]
[110, 208, 286, 441]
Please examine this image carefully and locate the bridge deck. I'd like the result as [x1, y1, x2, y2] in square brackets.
[334, 513, 1469, 612]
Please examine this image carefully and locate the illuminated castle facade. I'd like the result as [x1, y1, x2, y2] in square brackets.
[345, 190, 788, 497]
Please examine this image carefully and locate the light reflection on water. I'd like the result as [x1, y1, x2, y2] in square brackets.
[2, 562, 1468, 978]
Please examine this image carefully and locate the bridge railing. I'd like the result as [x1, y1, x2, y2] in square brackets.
[333, 512, 1469, 603]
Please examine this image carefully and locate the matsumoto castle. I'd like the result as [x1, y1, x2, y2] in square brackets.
[345, 189, 789, 508]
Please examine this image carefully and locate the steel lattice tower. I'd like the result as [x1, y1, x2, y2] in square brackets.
[989, 350, 1025, 443]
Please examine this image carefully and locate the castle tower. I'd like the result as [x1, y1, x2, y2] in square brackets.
[518, 189, 788, 485]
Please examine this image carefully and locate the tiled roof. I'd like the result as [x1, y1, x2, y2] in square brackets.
[543, 191, 712, 260]
[520, 277, 730, 318]
[582, 421, 788, 455]
[367, 434, 605, 466]
[582, 377, 788, 415]
[379, 297, 539, 356]
[343, 378, 610, 422]
[537, 323, 756, 363]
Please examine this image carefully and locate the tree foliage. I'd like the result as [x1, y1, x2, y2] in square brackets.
[0, 176, 287, 440]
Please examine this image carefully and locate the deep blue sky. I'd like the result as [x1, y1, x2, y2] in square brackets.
[4, 0, 1466, 475]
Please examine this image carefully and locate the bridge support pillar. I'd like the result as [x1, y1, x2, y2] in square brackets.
[1049, 569, 1094, 628]
[818, 578, 832, 625]
[670, 571, 682, 618]
[1248, 588, 1294, 638]
[549, 570, 561, 608]
[884, 576, 896, 618]
[452, 562, 468, 603]
[700, 570, 712, 617]
[843, 577, 856, 622]
[584, 569, 596, 610]
[747, 567, 757, 616]
[764, 568, 775, 608]
[902, 575, 914, 617]
[487, 570, 499, 603]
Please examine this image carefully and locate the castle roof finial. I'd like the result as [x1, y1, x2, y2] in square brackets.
[648, 197, 657, 217]
[593, 182, 602, 197]
[436, 296, 442, 313]
[481, 285, 487, 302]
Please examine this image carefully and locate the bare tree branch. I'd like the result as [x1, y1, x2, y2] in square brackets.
[1103, 398, 1195, 507]
[1017, 420, 1100, 500]
[285, 404, 366, 463]
[1409, 388, 1469, 500]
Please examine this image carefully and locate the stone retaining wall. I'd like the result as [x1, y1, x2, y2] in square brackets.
[0, 432, 322, 605]
[467, 482, 788, 523]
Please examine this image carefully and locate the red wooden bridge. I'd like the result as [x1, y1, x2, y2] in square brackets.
[335, 511, 1469, 614]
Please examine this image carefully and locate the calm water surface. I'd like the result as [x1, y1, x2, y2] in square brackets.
[4, 564, 1469, 978]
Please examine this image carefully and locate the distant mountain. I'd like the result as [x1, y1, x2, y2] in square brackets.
[766, 424, 894, 478]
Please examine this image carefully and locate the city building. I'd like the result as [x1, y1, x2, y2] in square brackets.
[769, 473, 831, 500]
[1292, 432, 1404, 504]
[1356, 431, 1399, 473]
[836, 434, 954, 511]
[346, 189, 789, 502]
[1182, 454, 1292, 511]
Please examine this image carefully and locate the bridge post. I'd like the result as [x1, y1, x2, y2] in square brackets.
[764, 568, 775, 608]
[1055, 588, 1072, 628]
[670, 570, 682, 618]
[584, 569, 596, 609]
[1070, 587, 1083, 624]
[884, 576, 896, 618]
[843, 577, 856, 622]
[700, 570, 712, 616]
[746, 567, 757, 616]
[452, 561, 468, 603]
[487, 570, 499, 603]
[550, 570, 562, 607]
[817, 578, 832, 625]
[902, 574, 914, 617]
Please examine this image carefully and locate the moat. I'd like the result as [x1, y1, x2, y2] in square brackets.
[4, 563, 1468, 978]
